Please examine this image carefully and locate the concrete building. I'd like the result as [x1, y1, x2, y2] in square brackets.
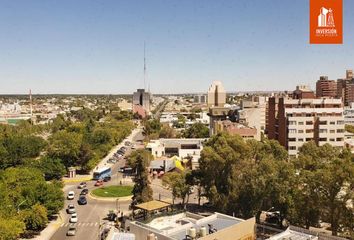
[337, 70, 354, 106]
[127, 212, 256, 240]
[238, 96, 267, 140]
[207, 81, 226, 107]
[267, 228, 318, 240]
[133, 89, 150, 117]
[215, 120, 258, 140]
[316, 76, 337, 98]
[194, 94, 207, 104]
[208, 107, 230, 135]
[343, 102, 354, 125]
[146, 138, 206, 169]
[267, 97, 345, 157]
[292, 85, 316, 99]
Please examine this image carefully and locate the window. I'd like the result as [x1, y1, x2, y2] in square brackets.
[288, 138, 296, 142]
[337, 120, 344, 125]
[289, 121, 296, 125]
[298, 122, 304, 125]
[330, 138, 335, 142]
[306, 138, 313, 141]
[337, 129, 344, 133]
[330, 121, 335, 125]
[306, 129, 314, 133]
[298, 138, 304, 142]
[319, 138, 327, 142]
[289, 146, 296, 150]
[319, 121, 327, 125]
[319, 129, 327, 133]
[330, 130, 335, 133]
[298, 130, 304, 133]
[306, 121, 313, 125]
[336, 138, 343, 141]
[289, 129, 296, 133]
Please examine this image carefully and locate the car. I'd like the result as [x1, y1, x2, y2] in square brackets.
[78, 182, 87, 189]
[70, 213, 78, 223]
[80, 189, 89, 195]
[78, 195, 87, 205]
[107, 158, 117, 164]
[103, 176, 111, 182]
[131, 144, 136, 149]
[66, 223, 76, 236]
[124, 141, 131, 146]
[94, 179, 103, 186]
[67, 191, 75, 200]
[67, 204, 76, 214]
[203, 202, 213, 208]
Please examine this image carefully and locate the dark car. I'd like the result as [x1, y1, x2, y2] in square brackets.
[80, 189, 89, 195]
[103, 176, 111, 182]
[78, 196, 87, 205]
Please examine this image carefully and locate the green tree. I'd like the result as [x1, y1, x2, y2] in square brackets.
[159, 124, 175, 138]
[183, 122, 209, 138]
[128, 150, 153, 204]
[48, 130, 82, 168]
[21, 204, 48, 231]
[38, 157, 66, 181]
[162, 171, 192, 208]
[0, 217, 25, 240]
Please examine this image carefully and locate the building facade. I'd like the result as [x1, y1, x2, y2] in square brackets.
[133, 89, 150, 117]
[267, 97, 345, 157]
[214, 120, 259, 140]
[316, 76, 337, 98]
[336, 70, 354, 106]
[207, 81, 226, 107]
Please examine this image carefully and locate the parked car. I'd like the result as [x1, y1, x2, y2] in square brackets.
[78, 182, 87, 189]
[66, 224, 76, 236]
[80, 189, 89, 195]
[78, 195, 87, 205]
[70, 213, 78, 223]
[124, 141, 131, 146]
[94, 179, 103, 186]
[203, 202, 212, 208]
[103, 176, 111, 182]
[67, 204, 76, 214]
[107, 158, 117, 164]
[67, 191, 75, 200]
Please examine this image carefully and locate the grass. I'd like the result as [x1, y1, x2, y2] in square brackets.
[91, 185, 133, 198]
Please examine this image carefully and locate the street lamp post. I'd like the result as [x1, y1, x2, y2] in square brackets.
[17, 200, 27, 214]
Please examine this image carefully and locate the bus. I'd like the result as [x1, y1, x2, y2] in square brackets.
[93, 167, 112, 180]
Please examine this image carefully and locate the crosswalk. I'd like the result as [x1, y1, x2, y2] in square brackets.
[60, 222, 99, 227]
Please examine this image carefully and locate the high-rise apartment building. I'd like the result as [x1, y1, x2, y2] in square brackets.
[132, 89, 150, 117]
[292, 85, 316, 99]
[316, 76, 337, 98]
[207, 81, 226, 107]
[336, 70, 354, 106]
[267, 97, 344, 157]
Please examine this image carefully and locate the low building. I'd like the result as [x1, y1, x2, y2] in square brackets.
[267, 227, 318, 240]
[146, 138, 206, 170]
[127, 211, 256, 240]
[215, 120, 259, 140]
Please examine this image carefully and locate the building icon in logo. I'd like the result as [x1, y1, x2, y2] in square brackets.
[318, 7, 335, 27]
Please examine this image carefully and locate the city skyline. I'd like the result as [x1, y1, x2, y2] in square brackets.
[1, 0, 354, 94]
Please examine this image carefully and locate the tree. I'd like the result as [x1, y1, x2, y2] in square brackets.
[48, 130, 82, 168]
[183, 122, 209, 138]
[162, 171, 192, 208]
[38, 180, 64, 216]
[0, 217, 25, 240]
[38, 157, 66, 181]
[128, 150, 153, 204]
[21, 204, 47, 231]
[159, 125, 175, 138]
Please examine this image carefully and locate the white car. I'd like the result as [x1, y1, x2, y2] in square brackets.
[70, 213, 78, 223]
[67, 191, 75, 200]
[67, 204, 76, 214]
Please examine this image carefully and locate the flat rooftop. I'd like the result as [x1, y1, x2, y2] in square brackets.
[267, 228, 318, 240]
[134, 212, 243, 240]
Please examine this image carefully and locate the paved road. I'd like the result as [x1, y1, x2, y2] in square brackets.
[50, 129, 145, 240]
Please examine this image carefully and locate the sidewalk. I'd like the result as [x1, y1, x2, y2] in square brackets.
[28, 212, 64, 240]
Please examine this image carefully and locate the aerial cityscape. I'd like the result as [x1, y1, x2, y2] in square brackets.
[0, 1, 353, 240]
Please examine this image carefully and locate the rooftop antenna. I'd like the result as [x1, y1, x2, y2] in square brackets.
[29, 89, 33, 124]
[144, 42, 146, 90]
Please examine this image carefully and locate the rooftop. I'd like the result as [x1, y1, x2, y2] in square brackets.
[267, 228, 318, 240]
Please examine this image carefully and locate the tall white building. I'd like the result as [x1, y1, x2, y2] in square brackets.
[207, 81, 226, 107]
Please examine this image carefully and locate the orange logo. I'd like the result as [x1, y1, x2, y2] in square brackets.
[310, 0, 342, 44]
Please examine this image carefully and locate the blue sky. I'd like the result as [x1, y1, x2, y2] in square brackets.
[0, 0, 353, 94]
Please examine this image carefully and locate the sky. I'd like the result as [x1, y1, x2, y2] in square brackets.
[0, 0, 353, 94]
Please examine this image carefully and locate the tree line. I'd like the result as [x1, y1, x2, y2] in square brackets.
[0, 107, 135, 239]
